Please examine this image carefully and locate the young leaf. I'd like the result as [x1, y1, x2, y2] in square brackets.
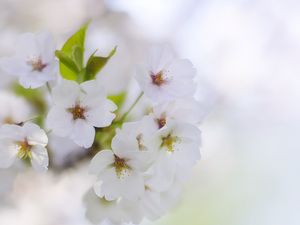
[85, 46, 117, 80]
[58, 22, 89, 81]
[55, 50, 79, 75]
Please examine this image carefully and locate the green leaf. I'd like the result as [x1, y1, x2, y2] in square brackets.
[58, 22, 89, 81]
[55, 50, 79, 75]
[108, 92, 126, 109]
[72, 45, 84, 69]
[85, 46, 117, 80]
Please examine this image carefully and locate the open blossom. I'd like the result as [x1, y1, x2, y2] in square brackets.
[135, 45, 196, 103]
[0, 91, 32, 125]
[146, 121, 201, 192]
[150, 98, 206, 129]
[0, 122, 48, 172]
[0, 32, 57, 89]
[89, 117, 158, 201]
[84, 189, 143, 225]
[46, 79, 117, 148]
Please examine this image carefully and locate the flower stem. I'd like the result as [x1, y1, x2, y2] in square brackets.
[46, 82, 52, 94]
[118, 92, 144, 123]
[22, 116, 41, 124]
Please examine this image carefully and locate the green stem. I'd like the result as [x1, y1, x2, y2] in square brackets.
[22, 116, 41, 123]
[118, 92, 144, 123]
[46, 82, 52, 94]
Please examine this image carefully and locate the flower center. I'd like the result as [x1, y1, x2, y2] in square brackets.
[156, 117, 166, 129]
[113, 155, 131, 178]
[27, 57, 47, 72]
[16, 139, 32, 159]
[68, 104, 86, 120]
[150, 71, 166, 86]
[136, 133, 147, 151]
[161, 133, 179, 153]
[3, 117, 14, 124]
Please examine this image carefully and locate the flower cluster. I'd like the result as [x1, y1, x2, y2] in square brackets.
[0, 23, 206, 225]
[85, 47, 203, 224]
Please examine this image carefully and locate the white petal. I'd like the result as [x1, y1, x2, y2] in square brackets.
[85, 99, 116, 128]
[118, 171, 145, 200]
[167, 59, 196, 79]
[146, 155, 176, 192]
[135, 64, 151, 90]
[89, 150, 114, 174]
[70, 119, 95, 148]
[0, 140, 18, 168]
[46, 106, 73, 137]
[0, 56, 29, 77]
[52, 79, 80, 107]
[99, 167, 144, 201]
[173, 122, 201, 144]
[19, 75, 46, 89]
[15, 33, 39, 59]
[174, 141, 201, 168]
[153, 99, 207, 125]
[80, 80, 106, 96]
[23, 122, 48, 147]
[30, 145, 49, 172]
[96, 167, 120, 200]
[0, 124, 24, 141]
[36, 32, 56, 62]
[148, 45, 175, 72]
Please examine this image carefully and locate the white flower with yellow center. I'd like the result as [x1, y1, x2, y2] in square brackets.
[0, 122, 48, 172]
[146, 121, 201, 192]
[135, 45, 196, 103]
[150, 98, 206, 129]
[46, 79, 117, 148]
[83, 189, 143, 225]
[89, 117, 158, 201]
[0, 32, 57, 89]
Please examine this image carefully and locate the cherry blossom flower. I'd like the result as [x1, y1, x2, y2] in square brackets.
[135, 45, 197, 103]
[146, 121, 201, 192]
[89, 117, 159, 201]
[46, 79, 117, 148]
[0, 122, 49, 172]
[0, 32, 57, 89]
[84, 189, 143, 225]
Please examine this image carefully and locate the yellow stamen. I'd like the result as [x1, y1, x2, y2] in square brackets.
[16, 139, 32, 159]
[161, 133, 178, 153]
[68, 104, 86, 120]
[113, 155, 131, 178]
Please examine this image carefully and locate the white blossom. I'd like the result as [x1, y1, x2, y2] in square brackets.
[146, 121, 201, 192]
[89, 117, 159, 201]
[83, 189, 143, 225]
[0, 32, 57, 89]
[135, 45, 196, 103]
[46, 79, 117, 148]
[0, 122, 49, 172]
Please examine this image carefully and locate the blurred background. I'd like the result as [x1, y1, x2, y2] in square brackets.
[0, 0, 300, 225]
